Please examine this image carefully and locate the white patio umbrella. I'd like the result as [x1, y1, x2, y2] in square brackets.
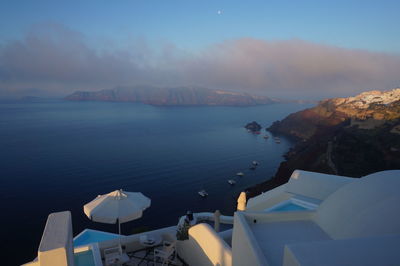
[84, 189, 151, 235]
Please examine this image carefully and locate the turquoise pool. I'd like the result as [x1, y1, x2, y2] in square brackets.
[266, 198, 318, 213]
[270, 202, 308, 212]
[74, 229, 120, 247]
[74, 250, 95, 266]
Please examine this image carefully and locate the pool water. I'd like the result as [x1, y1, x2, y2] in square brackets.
[74, 229, 120, 247]
[74, 250, 95, 266]
[270, 202, 308, 212]
[265, 198, 318, 213]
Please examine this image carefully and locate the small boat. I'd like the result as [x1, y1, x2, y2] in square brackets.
[263, 135, 269, 139]
[198, 190, 208, 197]
[228, 179, 236, 185]
[236, 172, 244, 177]
[275, 140, 281, 144]
[254, 131, 261, 135]
[252, 161, 259, 166]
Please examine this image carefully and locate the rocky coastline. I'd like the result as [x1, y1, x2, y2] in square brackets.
[247, 88, 400, 198]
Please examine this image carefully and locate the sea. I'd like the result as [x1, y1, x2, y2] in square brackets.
[0, 100, 312, 265]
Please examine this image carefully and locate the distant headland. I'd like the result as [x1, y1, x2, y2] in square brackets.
[248, 88, 400, 197]
[65, 86, 282, 107]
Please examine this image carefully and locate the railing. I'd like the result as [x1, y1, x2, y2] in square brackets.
[178, 212, 234, 229]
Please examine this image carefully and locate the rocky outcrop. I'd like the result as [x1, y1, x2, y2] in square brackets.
[247, 88, 400, 198]
[245, 121, 262, 132]
[268, 88, 400, 140]
[65, 86, 278, 107]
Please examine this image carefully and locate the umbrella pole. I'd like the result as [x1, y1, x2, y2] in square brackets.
[118, 219, 122, 254]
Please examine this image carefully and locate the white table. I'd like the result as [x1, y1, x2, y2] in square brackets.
[139, 234, 162, 247]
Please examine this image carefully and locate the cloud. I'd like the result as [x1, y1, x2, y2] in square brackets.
[1, 23, 399, 99]
[0, 24, 148, 91]
[177, 39, 400, 98]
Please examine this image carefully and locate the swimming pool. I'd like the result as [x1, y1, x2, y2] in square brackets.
[74, 229, 121, 247]
[74, 250, 96, 266]
[270, 202, 309, 212]
[265, 198, 318, 213]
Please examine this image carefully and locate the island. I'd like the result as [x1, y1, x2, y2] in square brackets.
[245, 121, 262, 132]
[65, 86, 279, 107]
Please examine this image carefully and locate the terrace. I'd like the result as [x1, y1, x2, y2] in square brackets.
[24, 169, 400, 266]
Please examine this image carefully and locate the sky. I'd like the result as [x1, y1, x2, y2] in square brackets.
[0, 0, 399, 99]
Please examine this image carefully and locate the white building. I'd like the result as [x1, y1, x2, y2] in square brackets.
[24, 169, 400, 266]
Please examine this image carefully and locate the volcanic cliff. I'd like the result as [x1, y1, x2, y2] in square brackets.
[248, 88, 400, 197]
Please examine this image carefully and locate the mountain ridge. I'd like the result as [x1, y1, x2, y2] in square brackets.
[65, 86, 280, 106]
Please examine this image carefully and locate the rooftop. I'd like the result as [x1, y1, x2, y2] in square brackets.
[24, 169, 400, 266]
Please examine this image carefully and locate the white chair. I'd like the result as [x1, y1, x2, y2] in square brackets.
[153, 241, 176, 265]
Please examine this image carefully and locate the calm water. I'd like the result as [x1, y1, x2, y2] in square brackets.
[0, 101, 311, 265]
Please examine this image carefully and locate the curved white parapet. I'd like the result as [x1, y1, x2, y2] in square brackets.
[177, 223, 232, 266]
